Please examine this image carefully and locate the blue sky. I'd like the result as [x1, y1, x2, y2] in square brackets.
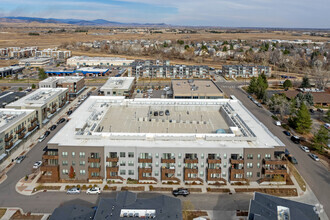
[0, 0, 329, 28]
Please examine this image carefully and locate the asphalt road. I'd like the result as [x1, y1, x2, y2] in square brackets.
[219, 84, 330, 217]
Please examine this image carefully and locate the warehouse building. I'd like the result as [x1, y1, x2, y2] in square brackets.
[6, 88, 68, 125]
[172, 79, 224, 99]
[67, 56, 134, 67]
[0, 66, 25, 78]
[0, 109, 38, 162]
[40, 96, 287, 185]
[100, 77, 135, 97]
[39, 76, 85, 99]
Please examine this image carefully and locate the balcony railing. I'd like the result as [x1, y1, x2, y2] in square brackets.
[230, 158, 244, 164]
[5, 142, 13, 149]
[88, 166, 101, 172]
[264, 158, 287, 165]
[5, 135, 13, 142]
[184, 167, 198, 173]
[31, 117, 37, 123]
[16, 126, 25, 134]
[106, 166, 119, 172]
[161, 158, 175, 163]
[207, 158, 221, 164]
[106, 157, 119, 162]
[28, 123, 38, 131]
[161, 167, 176, 174]
[107, 175, 124, 181]
[263, 167, 287, 175]
[184, 158, 198, 163]
[42, 152, 59, 160]
[88, 157, 101, 163]
[138, 158, 152, 163]
[18, 133, 25, 139]
[139, 167, 152, 173]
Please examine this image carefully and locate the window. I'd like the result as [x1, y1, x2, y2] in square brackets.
[120, 170, 126, 175]
[62, 160, 68, 166]
[247, 163, 253, 168]
[178, 153, 182, 159]
[120, 152, 126, 158]
[223, 162, 227, 168]
[224, 153, 227, 159]
[257, 154, 261, 159]
[91, 172, 99, 177]
[222, 171, 226, 177]
[128, 152, 134, 158]
[80, 170, 86, 175]
[155, 161, 159, 167]
[79, 152, 85, 158]
[79, 161, 85, 166]
[155, 153, 159, 158]
[155, 171, 159, 176]
[128, 161, 134, 166]
[120, 161, 126, 166]
[257, 172, 260, 177]
[177, 171, 181, 176]
[199, 171, 204, 177]
[62, 169, 68, 174]
[265, 154, 271, 160]
[257, 163, 260, 168]
[247, 154, 253, 159]
[62, 152, 68, 157]
[128, 170, 134, 175]
[201, 153, 204, 159]
[72, 152, 75, 158]
[201, 162, 204, 168]
[72, 161, 75, 166]
[178, 162, 181, 167]
[246, 172, 253, 178]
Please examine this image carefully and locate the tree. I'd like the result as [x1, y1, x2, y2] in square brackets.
[313, 126, 329, 148]
[222, 46, 228, 52]
[300, 75, 311, 88]
[31, 84, 36, 89]
[177, 40, 184, 45]
[325, 107, 330, 123]
[247, 77, 257, 94]
[18, 87, 23, 91]
[38, 68, 48, 80]
[69, 166, 75, 179]
[184, 45, 189, 50]
[295, 103, 312, 134]
[283, 79, 292, 89]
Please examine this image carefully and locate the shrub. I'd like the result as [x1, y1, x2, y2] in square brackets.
[149, 185, 154, 191]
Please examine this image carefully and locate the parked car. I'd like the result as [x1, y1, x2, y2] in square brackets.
[257, 103, 262, 108]
[165, 110, 170, 116]
[38, 134, 46, 142]
[309, 153, 320, 161]
[33, 161, 42, 169]
[283, 130, 291, 136]
[275, 121, 281, 126]
[153, 111, 158, 116]
[317, 108, 324, 113]
[159, 111, 164, 116]
[86, 187, 101, 195]
[57, 118, 66, 124]
[15, 155, 26, 164]
[172, 188, 190, 197]
[290, 136, 300, 144]
[300, 146, 310, 153]
[288, 156, 298, 164]
[49, 125, 57, 131]
[67, 187, 81, 194]
[44, 130, 51, 137]
[67, 110, 73, 115]
[247, 95, 252, 99]
[309, 109, 315, 114]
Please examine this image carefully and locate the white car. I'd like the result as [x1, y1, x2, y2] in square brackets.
[66, 187, 81, 194]
[308, 153, 320, 161]
[33, 161, 42, 169]
[86, 187, 101, 195]
[300, 146, 310, 153]
[38, 135, 46, 142]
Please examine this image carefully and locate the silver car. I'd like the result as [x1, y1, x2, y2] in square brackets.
[309, 153, 320, 161]
[15, 155, 26, 164]
[66, 187, 81, 194]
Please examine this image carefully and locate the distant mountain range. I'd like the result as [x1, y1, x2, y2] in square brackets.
[0, 16, 168, 27]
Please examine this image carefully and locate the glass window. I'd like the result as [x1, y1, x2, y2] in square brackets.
[79, 152, 85, 158]
[177, 171, 181, 176]
[247, 163, 253, 168]
[79, 170, 85, 175]
[257, 172, 260, 177]
[72, 152, 75, 158]
[62, 169, 68, 174]
[201, 153, 204, 159]
[128, 152, 134, 158]
[120, 152, 126, 158]
[247, 154, 253, 159]
[155, 153, 159, 158]
[62, 152, 68, 157]
[224, 153, 227, 159]
[79, 161, 85, 166]
[128, 161, 134, 166]
[155, 171, 159, 176]
[178, 153, 182, 159]
[265, 154, 271, 160]
[178, 162, 181, 167]
[128, 170, 134, 175]
[120, 161, 126, 166]
[223, 162, 227, 168]
[155, 161, 159, 167]
[257, 154, 261, 159]
[222, 171, 226, 177]
[201, 162, 204, 168]
[257, 163, 260, 168]
[246, 172, 253, 178]
[120, 170, 126, 175]
[72, 161, 75, 166]
[199, 171, 204, 177]
[62, 160, 68, 166]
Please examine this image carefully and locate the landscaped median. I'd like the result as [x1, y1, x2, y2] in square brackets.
[234, 188, 298, 197]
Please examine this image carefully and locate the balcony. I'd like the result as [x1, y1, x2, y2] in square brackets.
[184, 167, 198, 174]
[42, 152, 58, 160]
[5, 142, 13, 149]
[52, 103, 56, 108]
[18, 133, 25, 139]
[138, 158, 152, 163]
[161, 167, 176, 174]
[230, 158, 244, 164]
[264, 158, 287, 165]
[28, 123, 38, 131]
[16, 126, 25, 134]
[107, 175, 124, 181]
[88, 166, 101, 172]
[207, 158, 221, 164]
[161, 158, 176, 163]
[5, 135, 13, 142]
[138, 167, 152, 173]
[263, 167, 287, 175]
[106, 157, 119, 162]
[88, 157, 101, 163]
[31, 117, 37, 123]
[106, 166, 119, 172]
[50, 108, 56, 114]
[184, 158, 198, 163]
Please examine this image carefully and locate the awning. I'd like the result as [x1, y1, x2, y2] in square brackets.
[6, 139, 22, 153]
[42, 118, 50, 124]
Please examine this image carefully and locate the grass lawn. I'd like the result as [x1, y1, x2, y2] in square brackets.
[0, 208, 7, 219]
[288, 163, 306, 192]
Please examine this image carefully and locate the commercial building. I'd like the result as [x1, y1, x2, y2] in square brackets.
[6, 88, 68, 125]
[0, 109, 38, 162]
[39, 76, 85, 99]
[171, 79, 224, 99]
[0, 66, 25, 78]
[50, 191, 182, 220]
[100, 77, 135, 97]
[66, 56, 134, 67]
[19, 57, 52, 68]
[222, 65, 271, 78]
[35, 49, 71, 59]
[129, 60, 210, 78]
[40, 96, 287, 185]
[248, 192, 319, 220]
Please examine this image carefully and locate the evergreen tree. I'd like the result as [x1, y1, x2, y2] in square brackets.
[295, 103, 312, 134]
[283, 79, 292, 89]
[247, 77, 257, 94]
[38, 68, 48, 80]
[69, 166, 75, 179]
[313, 126, 329, 148]
[300, 75, 311, 88]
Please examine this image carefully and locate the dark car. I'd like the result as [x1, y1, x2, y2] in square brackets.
[159, 111, 164, 116]
[44, 131, 51, 137]
[49, 125, 57, 131]
[283, 130, 291, 136]
[288, 156, 298, 164]
[309, 109, 315, 113]
[154, 111, 158, 116]
[290, 136, 300, 144]
[317, 108, 324, 113]
[57, 118, 66, 124]
[172, 188, 190, 197]
[165, 110, 170, 116]
[67, 110, 73, 115]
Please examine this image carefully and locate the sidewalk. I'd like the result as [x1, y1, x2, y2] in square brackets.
[0, 87, 93, 184]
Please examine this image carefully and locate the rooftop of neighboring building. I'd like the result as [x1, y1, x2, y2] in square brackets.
[100, 77, 135, 91]
[0, 109, 35, 132]
[172, 79, 224, 96]
[282, 88, 330, 104]
[19, 57, 52, 62]
[68, 56, 132, 61]
[49, 96, 283, 149]
[6, 88, 68, 108]
[40, 76, 84, 84]
[0, 91, 26, 107]
[248, 192, 319, 220]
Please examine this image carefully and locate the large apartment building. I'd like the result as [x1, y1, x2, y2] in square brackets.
[40, 96, 287, 184]
[222, 65, 272, 78]
[35, 49, 71, 59]
[0, 109, 38, 161]
[100, 77, 135, 97]
[128, 60, 210, 79]
[6, 88, 68, 125]
[67, 56, 134, 67]
[39, 76, 85, 99]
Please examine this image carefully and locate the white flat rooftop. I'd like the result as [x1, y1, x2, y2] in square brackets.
[0, 109, 35, 132]
[100, 77, 135, 91]
[68, 56, 130, 61]
[19, 57, 51, 62]
[41, 76, 83, 84]
[6, 88, 68, 108]
[49, 96, 284, 149]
